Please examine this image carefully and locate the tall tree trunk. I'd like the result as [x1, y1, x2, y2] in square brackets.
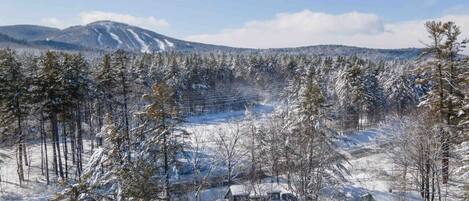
[163, 131, 171, 201]
[434, 36, 449, 185]
[62, 120, 68, 179]
[40, 118, 45, 176]
[23, 142, 29, 166]
[76, 103, 83, 177]
[15, 100, 24, 185]
[86, 103, 94, 151]
[443, 54, 455, 185]
[41, 110, 49, 184]
[51, 111, 64, 179]
[249, 122, 257, 183]
[50, 114, 58, 177]
[122, 74, 131, 162]
[96, 101, 103, 146]
[17, 144, 24, 186]
[431, 170, 435, 201]
[70, 113, 76, 165]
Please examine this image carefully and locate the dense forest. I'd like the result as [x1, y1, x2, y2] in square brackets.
[0, 21, 468, 201]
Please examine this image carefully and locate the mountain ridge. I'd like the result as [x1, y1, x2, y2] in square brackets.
[0, 21, 422, 59]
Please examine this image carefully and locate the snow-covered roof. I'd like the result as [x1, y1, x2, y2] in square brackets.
[228, 182, 289, 197]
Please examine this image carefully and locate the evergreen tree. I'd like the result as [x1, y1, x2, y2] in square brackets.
[141, 82, 188, 200]
[362, 64, 386, 124]
[0, 49, 30, 185]
[287, 67, 345, 199]
[336, 59, 367, 130]
[419, 21, 468, 183]
[384, 70, 419, 117]
[38, 51, 66, 180]
[113, 50, 132, 162]
[62, 53, 91, 178]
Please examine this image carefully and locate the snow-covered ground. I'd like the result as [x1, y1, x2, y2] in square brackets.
[182, 103, 273, 150]
[342, 152, 423, 201]
[178, 106, 425, 201]
[335, 125, 423, 201]
[0, 104, 274, 200]
[336, 125, 468, 201]
[0, 141, 93, 200]
[0, 106, 464, 200]
[179, 121, 425, 201]
[174, 103, 274, 183]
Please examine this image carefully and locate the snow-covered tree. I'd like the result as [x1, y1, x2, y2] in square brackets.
[284, 67, 346, 199]
[58, 113, 125, 200]
[138, 82, 188, 200]
[418, 21, 468, 184]
[0, 49, 30, 185]
[212, 122, 246, 185]
[389, 111, 448, 201]
[335, 59, 367, 130]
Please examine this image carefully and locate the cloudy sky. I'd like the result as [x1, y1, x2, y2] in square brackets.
[1, 0, 468, 49]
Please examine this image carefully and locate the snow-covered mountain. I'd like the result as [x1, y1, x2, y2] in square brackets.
[43, 21, 235, 53]
[0, 21, 237, 53]
[0, 21, 422, 59]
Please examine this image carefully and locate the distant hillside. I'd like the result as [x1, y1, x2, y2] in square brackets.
[0, 21, 422, 60]
[0, 25, 59, 40]
[263, 45, 422, 60]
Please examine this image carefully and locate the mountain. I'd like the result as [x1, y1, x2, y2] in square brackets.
[0, 32, 37, 51]
[0, 21, 237, 53]
[0, 25, 91, 51]
[39, 21, 238, 53]
[0, 21, 422, 59]
[0, 25, 59, 40]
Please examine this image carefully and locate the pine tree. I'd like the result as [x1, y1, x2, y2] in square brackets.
[113, 50, 132, 162]
[363, 63, 386, 124]
[61, 113, 126, 200]
[336, 59, 367, 130]
[384, 70, 419, 117]
[95, 53, 118, 114]
[94, 52, 121, 150]
[286, 67, 345, 199]
[419, 21, 468, 184]
[62, 53, 91, 178]
[38, 51, 65, 180]
[0, 49, 30, 185]
[141, 82, 187, 200]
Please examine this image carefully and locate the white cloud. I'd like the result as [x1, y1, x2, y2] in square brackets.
[79, 11, 170, 31]
[40, 17, 67, 29]
[186, 10, 469, 51]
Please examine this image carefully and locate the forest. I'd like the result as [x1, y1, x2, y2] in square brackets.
[0, 21, 468, 201]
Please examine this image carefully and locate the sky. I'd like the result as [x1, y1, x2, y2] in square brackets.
[1, 0, 469, 49]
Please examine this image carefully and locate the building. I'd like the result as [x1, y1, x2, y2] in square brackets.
[224, 182, 297, 201]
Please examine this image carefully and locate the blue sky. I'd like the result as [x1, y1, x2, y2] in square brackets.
[1, 0, 469, 49]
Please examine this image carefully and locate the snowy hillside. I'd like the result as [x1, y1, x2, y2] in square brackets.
[0, 21, 237, 53]
[0, 21, 422, 59]
[46, 21, 182, 53]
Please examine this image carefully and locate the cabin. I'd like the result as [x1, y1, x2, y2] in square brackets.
[224, 183, 297, 201]
[360, 193, 376, 201]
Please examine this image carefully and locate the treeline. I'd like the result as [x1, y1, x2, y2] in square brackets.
[0, 48, 422, 185]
